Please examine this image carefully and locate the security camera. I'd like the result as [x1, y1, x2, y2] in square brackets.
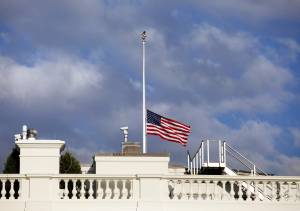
[120, 126, 128, 134]
[120, 126, 129, 142]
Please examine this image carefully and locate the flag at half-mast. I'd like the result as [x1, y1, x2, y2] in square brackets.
[146, 110, 191, 146]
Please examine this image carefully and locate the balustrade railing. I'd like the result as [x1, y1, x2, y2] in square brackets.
[1, 174, 300, 203]
[54, 175, 134, 200]
[166, 176, 300, 202]
[0, 175, 22, 200]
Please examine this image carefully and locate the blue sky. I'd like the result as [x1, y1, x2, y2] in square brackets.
[0, 0, 300, 175]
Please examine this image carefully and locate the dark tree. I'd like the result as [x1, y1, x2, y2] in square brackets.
[60, 151, 82, 174]
[3, 146, 20, 173]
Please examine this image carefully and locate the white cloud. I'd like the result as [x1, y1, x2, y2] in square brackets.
[215, 56, 293, 113]
[189, 0, 300, 21]
[242, 56, 292, 94]
[195, 58, 220, 69]
[189, 24, 257, 52]
[180, 24, 294, 114]
[290, 127, 300, 147]
[229, 121, 281, 157]
[0, 55, 103, 109]
[278, 38, 300, 53]
[273, 155, 300, 176]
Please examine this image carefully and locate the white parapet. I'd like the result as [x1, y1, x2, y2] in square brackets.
[16, 139, 65, 174]
[94, 153, 170, 175]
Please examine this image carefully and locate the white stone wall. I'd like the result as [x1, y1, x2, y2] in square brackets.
[94, 155, 170, 175]
[16, 140, 65, 174]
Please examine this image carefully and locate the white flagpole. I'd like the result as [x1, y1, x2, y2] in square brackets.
[142, 31, 147, 154]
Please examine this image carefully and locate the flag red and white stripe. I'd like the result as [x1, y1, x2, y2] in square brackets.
[146, 110, 191, 146]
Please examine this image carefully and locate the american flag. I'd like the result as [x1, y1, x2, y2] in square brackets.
[147, 110, 191, 146]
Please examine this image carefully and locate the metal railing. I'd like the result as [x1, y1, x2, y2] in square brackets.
[187, 140, 267, 176]
[225, 144, 268, 176]
[188, 140, 226, 175]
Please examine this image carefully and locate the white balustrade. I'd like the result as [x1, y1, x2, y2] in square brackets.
[0, 177, 22, 200]
[1, 174, 300, 204]
[56, 176, 134, 200]
[0, 176, 22, 200]
[165, 176, 300, 202]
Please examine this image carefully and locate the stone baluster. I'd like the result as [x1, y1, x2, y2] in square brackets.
[8, 180, 13, 200]
[246, 181, 252, 201]
[282, 181, 288, 202]
[207, 181, 212, 200]
[66, 180, 71, 199]
[64, 180, 69, 199]
[263, 181, 268, 201]
[211, 180, 216, 200]
[278, 181, 283, 202]
[124, 180, 130, 199]
[261, 181, 266, 202]
[62, 180, 67, 200]
[272, 181, 277, 202]
[286, 182, 290, 201]
[128, 180, 133, 199]
[18, 179, 21, 200]
[76, 179, 80, 199]
[229, 181, 234, 200]
[85, 180, 89, 199]
[0, 180, 3, 200]
[221, 181, 225, 200]
[294, 181, 299, 202]
[71, 179, 76, 199]
[238, 181, 243, 201]
[189, 180, 192, 200]
[285, 182, 289, 201]
[253, 181, 259, 201]
[119, 180, 125, 199]
[286, 182, 291, 202]
[79, 179, 84, 199]
[106, 180, 112, 199]
[179, 179, 184, 200]
[192, 180, 198, 200]
[182, 180, 187, 200]
[97, 179, 103, 199]
[183, 180, 190, 200]
[172, 180, 178, 200]
[89, 180, 94, 199]
[110, 180, 115, 199]
[205, 180, 209, 200]
[296, 182, 300, 201]
[115, 180, 121, 199]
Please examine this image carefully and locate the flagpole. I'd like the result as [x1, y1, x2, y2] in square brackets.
[141, 31, 147, 154]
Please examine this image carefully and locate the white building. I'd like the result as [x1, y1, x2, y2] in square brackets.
[0, 125, 299, 211]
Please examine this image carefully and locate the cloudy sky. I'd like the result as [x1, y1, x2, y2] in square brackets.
[0, 0, 300, 175]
